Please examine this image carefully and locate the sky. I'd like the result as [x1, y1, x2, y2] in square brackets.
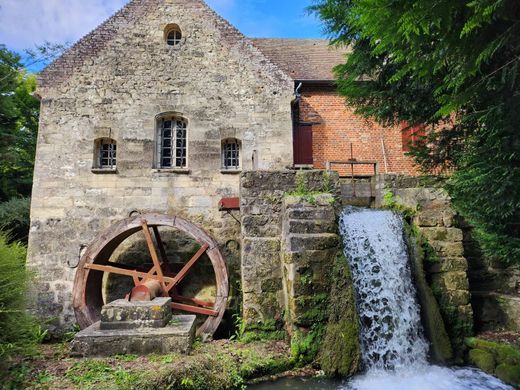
[0, 0, 324, 70]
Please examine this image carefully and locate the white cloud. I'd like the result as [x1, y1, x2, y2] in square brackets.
[0, 0, 129, 50]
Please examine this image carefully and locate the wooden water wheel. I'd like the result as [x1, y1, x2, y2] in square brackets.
[72, 214, 229, 337]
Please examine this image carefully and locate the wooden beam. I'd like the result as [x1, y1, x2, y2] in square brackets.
[84, 263, 176, 284]
[171, 294, 214, 309]
[171, 302, 218, 317]
[165, 244, 209, 292]
[141, 220, 168, 291]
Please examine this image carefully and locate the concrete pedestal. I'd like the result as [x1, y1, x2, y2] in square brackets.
[71, 315, 196, 356]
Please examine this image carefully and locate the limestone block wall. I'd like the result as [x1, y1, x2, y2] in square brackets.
[239, 170, 340, 326]
[281, 194, 338, 332]
[28, 0, 294, 331]
[376, 174, 473, 357]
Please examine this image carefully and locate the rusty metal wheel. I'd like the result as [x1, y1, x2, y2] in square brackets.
[72, 214, 229, 337]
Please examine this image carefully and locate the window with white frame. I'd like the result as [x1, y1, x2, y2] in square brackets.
[222, 138, 240, 170]
[157, 117, 187, 168]
[93, 138, 117, 170]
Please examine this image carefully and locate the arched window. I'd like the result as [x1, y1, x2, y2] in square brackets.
[157, 116, 187, 169]
[164, 24, 183, 47]
[221, 138, 241, 170]
[93, 138, 117, 170]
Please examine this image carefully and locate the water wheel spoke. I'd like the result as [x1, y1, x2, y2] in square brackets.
[171, 302, 218, 317]
[84, 263, 176, 284]
[152, 226, 172, 272]
[165, 243, 209, 293]
[171, 294, 214, 309]
[141, 220, 168, 291]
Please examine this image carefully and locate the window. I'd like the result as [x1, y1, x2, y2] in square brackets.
[164, 24, 182, 46]
[222, 138, 240, 170]
[401, 123, 426, 152]
[93, 138, 117, 171]
[157, 117, 187, 168]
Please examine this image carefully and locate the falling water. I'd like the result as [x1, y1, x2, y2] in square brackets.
[338, 207, 513, 390]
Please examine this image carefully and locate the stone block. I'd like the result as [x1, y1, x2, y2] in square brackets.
[71, 315, 196, 356]
[286, 233, 340, 252]
[433, 271, 470, 291]
[286, 207, 336, 221]
[286, 219, 337, 235]
[430, 241, 465, 257]
[100, 298, 172, 330]
[421, 227, 463, 242]
[427, 257, 468, 274]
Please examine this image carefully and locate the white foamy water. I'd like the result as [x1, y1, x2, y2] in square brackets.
[338, 207, 514, 390]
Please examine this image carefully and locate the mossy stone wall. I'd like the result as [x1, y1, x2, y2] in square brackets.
[376, 174, 473, 361]
[466, 337, 520, 388]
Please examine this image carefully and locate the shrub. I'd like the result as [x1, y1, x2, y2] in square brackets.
[0, 233, 37, 372]
[0, 197, 31, 243]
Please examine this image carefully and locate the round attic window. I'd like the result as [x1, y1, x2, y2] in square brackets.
[165, 25, 182, 46]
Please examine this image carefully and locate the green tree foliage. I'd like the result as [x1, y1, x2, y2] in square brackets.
[0, 233, 37, 370]
[311, 0, 520, 263]
[0, 45, 40, 201]
[0, 197, 31, 243]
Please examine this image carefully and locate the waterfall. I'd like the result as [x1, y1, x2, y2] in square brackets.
[338, 207, 513, 390]
[339, 207, 429, 370]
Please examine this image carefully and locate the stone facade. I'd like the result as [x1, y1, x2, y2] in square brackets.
[29, 0, 293, 330]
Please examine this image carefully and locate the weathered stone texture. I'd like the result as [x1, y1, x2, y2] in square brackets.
[377, 174, 473, 358]
[28, 0, 294, 330]
[239, 170, 340, 325]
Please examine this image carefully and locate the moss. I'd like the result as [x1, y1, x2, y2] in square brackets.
[290, 326, 324, 366]
[465, 338, 520, 387]
[403, 220, 453, 363]
[318, 253, 361, 377]
[495, 363, 520, 387]
[468, 349, 496, 373]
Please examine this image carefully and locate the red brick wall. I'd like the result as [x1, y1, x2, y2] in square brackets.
[298, 87, 419, 176]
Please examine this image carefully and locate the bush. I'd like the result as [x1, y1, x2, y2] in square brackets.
[0, 197, 31, 243]
[0, 233, 37, 372]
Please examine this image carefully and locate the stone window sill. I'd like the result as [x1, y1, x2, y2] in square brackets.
[91, 168, 117, 174]
[154, 168, 191, 174]
[220, 169, 242, 174]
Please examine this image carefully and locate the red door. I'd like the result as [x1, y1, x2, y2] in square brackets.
[293, 124, 313, 165]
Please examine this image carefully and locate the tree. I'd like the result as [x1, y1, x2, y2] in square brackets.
[310, 0, 520, 264]
[0, 45, 39, 201]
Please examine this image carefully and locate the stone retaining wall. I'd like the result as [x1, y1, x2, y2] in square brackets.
[239, 170, 340, 327]
[376, 174, 473, 358]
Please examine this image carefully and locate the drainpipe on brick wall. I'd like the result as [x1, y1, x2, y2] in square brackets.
[380, 133, 389, 173]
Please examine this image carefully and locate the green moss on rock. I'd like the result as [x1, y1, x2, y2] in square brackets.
[468, 349, 496, 373]
[465, 338, 520, 387]
[318, 253, 361, 377]
[495, 363, 520, 387]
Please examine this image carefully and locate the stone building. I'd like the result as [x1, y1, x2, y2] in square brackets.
[28, 0, 419, 330]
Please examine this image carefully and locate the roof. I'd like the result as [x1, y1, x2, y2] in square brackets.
[250, 38, 349, 81]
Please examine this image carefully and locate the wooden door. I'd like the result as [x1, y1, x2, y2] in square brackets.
[293, 124, 313, 165]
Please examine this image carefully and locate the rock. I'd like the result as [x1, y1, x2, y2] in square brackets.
[495, 363, 520, 388]
[100, 297, 172, 330]
[468, 349, 496, 373]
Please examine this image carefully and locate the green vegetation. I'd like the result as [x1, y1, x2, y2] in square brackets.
[0, 233, 39, 373]
[0, 197, 31, 243]
[466, 337, 520, 387]
[310, 0, 520, 265]
[5, 340, 295, 390]
[318, 253, 360, 377]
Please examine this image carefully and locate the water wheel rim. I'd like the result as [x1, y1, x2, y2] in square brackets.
[72, 213, 229, 337]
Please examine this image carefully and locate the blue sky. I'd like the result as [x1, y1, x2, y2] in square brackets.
[0, 0, 324, 70]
